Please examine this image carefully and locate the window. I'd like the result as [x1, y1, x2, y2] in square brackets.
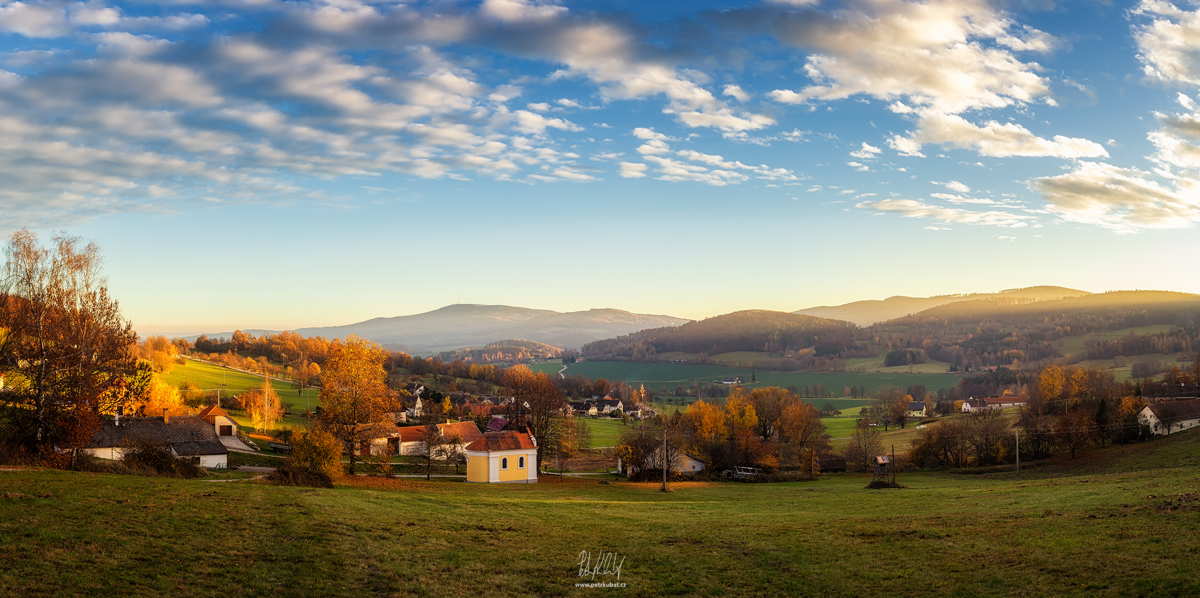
[518, 456, 525, 469]
[501, 457, 509, 470]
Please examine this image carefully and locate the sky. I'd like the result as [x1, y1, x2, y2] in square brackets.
[2, 0, 1200, 335]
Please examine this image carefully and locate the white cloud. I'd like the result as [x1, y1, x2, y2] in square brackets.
[723, 84, 749, 102]
[764, 0, 1102, 159]
[1033, 162, 1200, 233]
[857, 198, 1035, 227]
[618, 161, 647, 178]
[1134, 0, 1200, 86]
[513, 109, 583, 134]
[936, 180, 971, 193]
[849, 142, 881, 159]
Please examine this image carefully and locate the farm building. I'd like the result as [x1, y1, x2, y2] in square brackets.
[1138, 401, 1200, 436]
[84, 413, 229, 468]
[464, 430, 539, 484]
[906, 402, 927, 418]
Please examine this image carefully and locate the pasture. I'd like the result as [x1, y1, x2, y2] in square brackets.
[159, 358, 315, 412]
[4, 428, 1200, 597]
[558, 360, 966, 397]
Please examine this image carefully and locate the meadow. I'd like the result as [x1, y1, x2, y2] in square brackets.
[159, 358, 316, 412]
[3, 429, 1200, 597]
[548, 360, 965, 398]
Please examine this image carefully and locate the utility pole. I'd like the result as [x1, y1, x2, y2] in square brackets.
[1015, 429, 1020, 481]
[661, 425, 668, 492]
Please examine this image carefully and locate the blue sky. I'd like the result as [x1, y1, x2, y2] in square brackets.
[2, 0, 1200, 334]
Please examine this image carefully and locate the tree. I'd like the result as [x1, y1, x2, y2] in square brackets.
[246, 378, 281, 434]
[288, 427, 344, 481]
[318, 336, 397, 474]
[416, 424, 452, 481]
[503, 365, 564, 470]
[777, 400, 825, 446]
[0, 230, 140, 463]
[1055, 410, 1098, 459]
[747, 386, 791, 441]
[844, 419, 883, 473]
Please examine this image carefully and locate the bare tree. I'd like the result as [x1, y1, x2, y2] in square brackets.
[843, 419, 884, 473]
[416, 424, 452, 481]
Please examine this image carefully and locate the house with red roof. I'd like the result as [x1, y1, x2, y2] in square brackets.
[464, 430, 538, 484]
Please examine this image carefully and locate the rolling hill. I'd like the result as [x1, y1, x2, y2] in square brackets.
[290, 305, 689, 354]
[794, 286, 1092, 326]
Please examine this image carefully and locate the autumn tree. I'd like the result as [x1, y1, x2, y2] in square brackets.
[502, 364, 564, 470]
[318, 336, 397, 474]
[777, 400, 825, 446]
[287, 427, 343, 481]
[246, 378, 282, 433]
[747, 386, 791, 440]
[1055, 410, 1099, 459]
[0, 230, 140, 463]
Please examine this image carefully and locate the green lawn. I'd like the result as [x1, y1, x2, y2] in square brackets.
[4, 430, 1200, 596]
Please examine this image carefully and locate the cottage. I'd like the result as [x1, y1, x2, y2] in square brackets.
[1138, 400, 1200, 436]
[622, 444, 707, 476]
[569, 401, 598, 417]
[961, 398, 988, 413]
[85, 414, 229, 468]
[464, 430, 539, 484]
[595, 398, 623, 414]
[906, 402, 927, 419]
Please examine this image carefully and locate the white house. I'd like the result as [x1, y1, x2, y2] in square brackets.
[906, 401, 927, 419]
[1138, 401, 1200, 436]
[621, 445, 707, 476]
[84, 414, 229, 468]
[962, 399, 988, 413]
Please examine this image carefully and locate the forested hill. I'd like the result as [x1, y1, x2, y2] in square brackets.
[795, 286, 1091, 326]
[580, 310, 864, 360]
[903, 290, 1200, 325]
[435, 339, 563, 363]
[870, 290, 1200, 370]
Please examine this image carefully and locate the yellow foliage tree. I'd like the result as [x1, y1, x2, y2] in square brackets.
[289, 427, 344, 481]
[246, 378, 281, 433]
[318, 336, 396, 474]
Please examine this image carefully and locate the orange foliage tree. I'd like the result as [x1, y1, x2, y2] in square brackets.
[318, 336, 397, 474]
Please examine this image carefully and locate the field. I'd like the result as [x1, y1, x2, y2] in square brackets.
[557, 360, 965, 397]
[159, 358, 316, 412]
[4, 429, 1200, 597]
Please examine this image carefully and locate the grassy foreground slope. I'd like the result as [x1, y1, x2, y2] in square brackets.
[4, 432, 1200, 597]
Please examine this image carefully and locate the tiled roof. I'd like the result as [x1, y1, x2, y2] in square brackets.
[89, 416, 225, 455]
[465, 430, 536, 452]
[985, 395, 1026, 405]
[487, 417, 508, 432]
[907, 402, 925, 411]
[396, 425, 429, 443]
[172, 440, 229, 456]
[1147, 400, 1200, 424]
[439, 421, 483, 445]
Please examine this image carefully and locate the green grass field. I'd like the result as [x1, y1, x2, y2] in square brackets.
[4, 429, 1200, 597]
[561, 360, 965, 396]
[1058, 324, 1178, 356]
[160, 358, 317, 412]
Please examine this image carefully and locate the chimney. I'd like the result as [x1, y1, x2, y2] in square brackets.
[163, 408, 169, 424]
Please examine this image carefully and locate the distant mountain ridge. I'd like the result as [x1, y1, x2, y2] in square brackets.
[794, 286, 1093, 326]
[291, 304, 689, 354]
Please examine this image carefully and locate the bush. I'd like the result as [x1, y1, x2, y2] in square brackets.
[287, 427, 344, 481]
[121, 441, 202, 479]
[267, 466, 333, 488]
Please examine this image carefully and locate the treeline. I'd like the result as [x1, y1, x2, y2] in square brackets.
[909, 358, 1200, 469]
[435, 339, 562, 364]
[582, 310, 868, 362]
